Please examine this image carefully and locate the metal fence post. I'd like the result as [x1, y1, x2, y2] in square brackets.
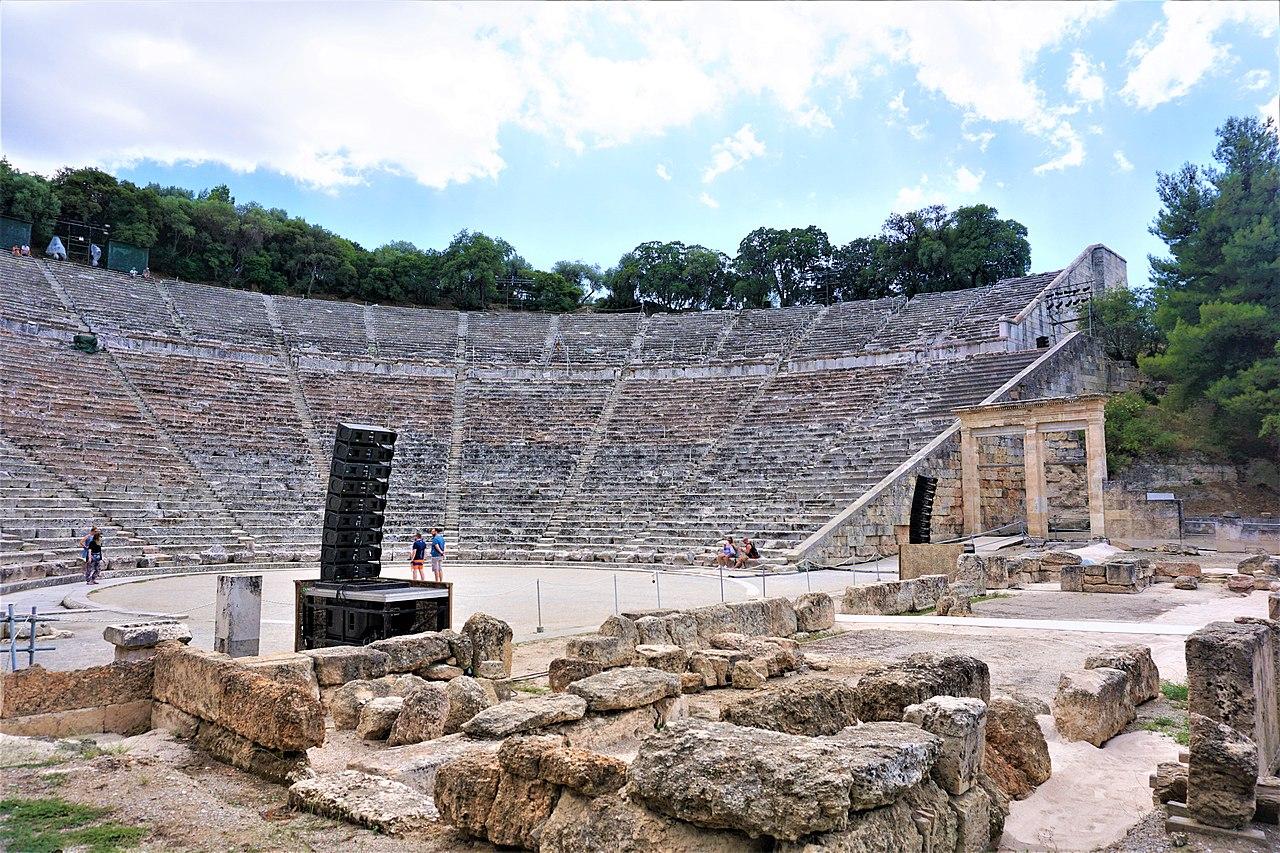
[806, 569, 812, 592]
[613, 574, 620, 615]
[536, 579, 544, 633]
[26, 607, 36, 667]
[761, 568, 767, 598]
[718, 563, 725, 602]
[6, 604, 14, 672]
[654, 571, 661, 609]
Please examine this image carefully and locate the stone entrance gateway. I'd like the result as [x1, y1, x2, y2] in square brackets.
[955, 395, 1108, 540]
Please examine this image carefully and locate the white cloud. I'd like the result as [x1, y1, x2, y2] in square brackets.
[1121, 1, 1278, 109]
[701, 124, 766, 184]
[1113, 150, 1134, 173]
[1087, 124, 1104, 135]
[1263, 95, 1280, 128]
[698, 192, 720, 209]
[954, 166, 984, 193]
[1066, 51, 1105, 104]
[655, 163, 672, 181]
[888, 90, 909, 119]
[1242, 69, 1273, 92]
[0, 2, 1120, 189]
[893, 173, 947, 211]
[963, 129, 996, 152]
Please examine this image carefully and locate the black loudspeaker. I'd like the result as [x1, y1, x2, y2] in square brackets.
[321, 423, 396, 582]
[908, 475, 938, 544]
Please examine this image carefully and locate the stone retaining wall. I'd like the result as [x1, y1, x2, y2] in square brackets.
[0, 660, 154, 737]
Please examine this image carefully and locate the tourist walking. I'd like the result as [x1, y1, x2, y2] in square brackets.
[84, 531, 103, 584]
[410, 531, 427, 581]
[430, 527, 446, 582]
[79, 526, 99, 578]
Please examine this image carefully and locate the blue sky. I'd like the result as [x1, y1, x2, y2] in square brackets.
[2, 2, 1277, 287]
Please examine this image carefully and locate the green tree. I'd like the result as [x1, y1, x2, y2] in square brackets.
[735, 226, 832, 306]
[1089, 288, 1163, 365]
[440, 230, 505, 309]
[945, 204, 1031, 289]
[0, 159, 60, 248]
[1142, 115, 1280, 459]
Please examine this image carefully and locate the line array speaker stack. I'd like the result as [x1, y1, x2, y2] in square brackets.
[321, 423, 395, 582]
[297, 422, 452, 650]
[908, 474, 937, 544]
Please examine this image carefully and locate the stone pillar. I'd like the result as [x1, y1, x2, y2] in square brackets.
[959, 428, 981, 535]
[214, 574, 262, 658]
[1023, 425, 1048, 539]
[103, 621, 192, 662]
[1085, 415, 1108, 539]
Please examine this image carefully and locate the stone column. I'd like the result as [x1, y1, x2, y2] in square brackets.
[959, 428, 981, 536]
[1085, 415, 1108, 539]
[1023, 425, 1048, 539]
[214, 574, 262, 658]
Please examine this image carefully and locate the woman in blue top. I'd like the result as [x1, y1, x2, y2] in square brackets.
[410, 532, 427, 581]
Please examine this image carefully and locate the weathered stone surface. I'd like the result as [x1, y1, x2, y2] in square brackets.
[983, 695, 1051, 800]
[935, 594, 972, 617]
[1238, 553, 1270, 574]
[631, 644, 689, 673]
[1271, 592, 1280, 621]
[852, 653, 991, 722]
[628, 718, 939, 841]
[438, 629, 473, 669]
[983, 555, 1011, 590]
[1226, 573, 1256, 593]
[195, 720, 310, 784]
[463, 613, 513, 677]
[794, 592, 835, 632]
[463, 694, 588, 739]
[434, 751, 503, 838]
[1154, 560, 1200, 579]
[150, 701, 200, 738]
[368, 632, 451, 674]
[499, 735, 628, 796]
[912, 575, 949, 611]
[679, 672, 705, 693]
[634, 616, 673, 646]
[348, 732, 500, 794]
[688, 604, 738, 641]
[387, 683, 450, 746]
[302, 645, 390, 687]
[549, 657, 605, 692]
[289, 770, 436, 835]
[1187, 713, 1258, 829]
[491, 768, 561, 847]
[722, 677, 860, 736]
[238, 652, 320, 699]
[420, 663, 464, 680]
[564, 634, 632, 667]
[356, 696, 404, 740]
[1084, 644, 1160, 705]
[1175, 575, 1199, 590]
[567, 667, 681, 711]
[1, 661, 153, 718]
[731, 659, 767, 689]
[540, 790, 750, 853]
[1059, 564, 1084, 593]
[662, 613, 702, 650]
[950, 783, 993, 853]
[952, 554, 989, 595]
[442, 675, 498, 734]
[762, 597, 799, 638]
[1186, 620, 1274, 754]
[103, 621, 191, 649]
[688, 650, 737, 688]
[1152, 761, 1187, 805]
[726, 600, 768, 636]
[476, 660, 507, 680]
[153, 645, 324, 750]
[1052, 668, 1134, 747]
[903, 696, 986, 795]
[598, 615, 640, 650]
[328, 674, 427, 730]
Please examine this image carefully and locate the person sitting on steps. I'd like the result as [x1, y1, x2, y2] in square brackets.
[734, 536, 759, 568]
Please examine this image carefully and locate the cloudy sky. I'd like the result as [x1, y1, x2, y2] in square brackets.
[2, 1, 1277, 284]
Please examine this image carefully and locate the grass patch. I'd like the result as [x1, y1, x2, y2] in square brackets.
[0, 796, 146, 853]
[512, 683, 549, 695]
[795, 629, 839, 644]
[969, 592, 1012, 604]
[1141, 715, 1190, 746]
[1161, 680, 1189, 706]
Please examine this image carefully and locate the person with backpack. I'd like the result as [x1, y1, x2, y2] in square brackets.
[410, 531, 427, 581]
[80, 526, 99, 578]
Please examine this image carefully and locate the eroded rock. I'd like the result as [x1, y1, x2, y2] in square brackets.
[721, 677, 860, 736]
[1052, 668, 1134, 747]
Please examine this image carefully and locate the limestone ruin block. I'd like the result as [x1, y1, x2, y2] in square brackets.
[953, 554, 989, 595]
[1186, 620, 1276, 759]
[463, 613, 513, 677]
[1237, 553, 1276, 575]
[597, 614, 640, 649]
[935, 594, 972, 617]
[731, 659, 768, 689]
[634, 615, 674, 646]
[1226, 574, 1257, 593]
[1060, 564, 1084, 593]
[661, 612, 702, 650]
[238, 652, 320, 699]
[688, 604, 739, 640]
[631, 644, 689, 673]
[421, 663, 464, 680]
[567, 666, 681, 712]
[1271, 592, 1280, 621]
[983, 555, 1011, 590]
[794, 592, 835, 632]
[288, 770, 437, 835]
[1175, 575, 1200, 590]
[950, 784, 994, 852]
[387, 683, 450, 746]
[1084, 644, 1160, 705]
[438, 628, 473, 669]
[356, 696, 404, 740]
[102, 620, 191, 649]
[773, 781, 964, 853]
[302, 645, 391, 687]
[725, 600, 769, 636]
[983, 695, 1051, 800]
[499, 734, 627, 797]
[435, 750, 558, 847]
[539, 790, 749, 853]
[476, 660, 507, 680]
[349, 732, 500, 794]
[689, 649, 743, 688]
[903, 695, 987, 795]
[852, 653, 991, 722]
[721, 676, 860, 736]
[328, 674, 426, 730]
[195, 720, 311, 784]
[762, 597, 799, 638]
[442, 675, 498, 734]
[463, 693, 588, 739]
[1151, 761, 1187, 805]
[368, 632, 451, 674]
[548, 657, 605, 693]
[680, 672, 705, 694]
[564, 634, 632, 667]
[1154, 560, 1200, 579]
[628, 718, 939, 840]
[1052, 668, 1134, 746]
[150, 701, 200, 739]
[1187, 712, 1258, 829]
